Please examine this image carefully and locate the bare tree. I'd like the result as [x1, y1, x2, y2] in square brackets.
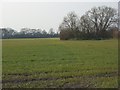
[59, 11, 80, 40]
[42, 30, 47, 35]
[49, 28, 55, 35]
[80, 6, 117, 39]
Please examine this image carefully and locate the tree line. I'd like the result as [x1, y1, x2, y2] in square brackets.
[59, 6, 118, 40]
[1, 6, 119, 40]
[1, 28, 59, 39]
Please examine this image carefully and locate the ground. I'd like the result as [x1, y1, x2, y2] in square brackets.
[2, 38, 118, 88]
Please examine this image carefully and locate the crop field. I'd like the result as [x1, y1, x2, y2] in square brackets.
[2, 38, 118, 88]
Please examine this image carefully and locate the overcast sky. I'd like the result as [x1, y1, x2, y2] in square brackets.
[1, 1, 118, 32]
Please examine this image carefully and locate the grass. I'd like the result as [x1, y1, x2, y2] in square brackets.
[2, 38, 118, 88]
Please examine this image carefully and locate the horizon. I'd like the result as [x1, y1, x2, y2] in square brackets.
[2, 2, 118, 32]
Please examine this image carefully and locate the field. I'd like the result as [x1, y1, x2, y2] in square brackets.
[2, 38, 118, 88]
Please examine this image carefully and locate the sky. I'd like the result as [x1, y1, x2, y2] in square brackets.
[1, 1, 119, 32]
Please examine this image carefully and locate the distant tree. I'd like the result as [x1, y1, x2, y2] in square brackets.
[59, 11, 80, 40]
[33, 29, 42, 37]
[59, 6, 117, 40]
[49, 28, 55, 35]
[1, 27, 59, 39]
[20, 28, 29, 35]
[42, 30, 47, 35]
[80, 6, 117, 39]
[80, 15, 94, 39]
[2, 28, 16, 38]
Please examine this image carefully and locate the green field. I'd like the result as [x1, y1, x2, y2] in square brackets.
[2, 38, 118, 88]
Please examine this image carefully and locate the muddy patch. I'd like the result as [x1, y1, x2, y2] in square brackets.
[2, 71, 117, 84]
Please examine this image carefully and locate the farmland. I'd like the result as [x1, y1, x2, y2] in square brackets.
[2, 38, 118, 88]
